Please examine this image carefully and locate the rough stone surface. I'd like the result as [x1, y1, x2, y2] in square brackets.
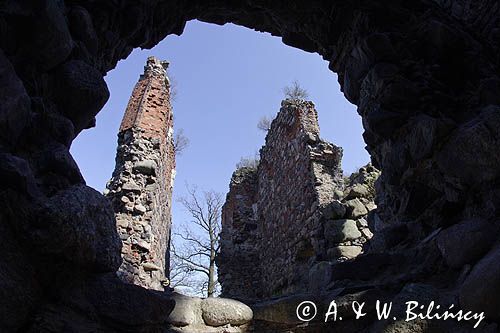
[327, 245, 363, 260]
[437, 218, 497, 268]
[1, 1, 500, 331]
[324, 219, 362, 243]
[34, 184, 122, 272]
[345, 183, 370, 200]
[308, 261, 334, 294]
[167, 293, 203, 327]
[460, 245, 500, 322]
[344, 198, 369, 219]
[167, 294, 252, 332]
[105, 57, 175, 291]
[201, 298, 253, 327]
[26, 274, 175, 332]
[217, 167, 260, 300]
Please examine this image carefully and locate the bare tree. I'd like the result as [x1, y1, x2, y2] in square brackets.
[169, 243, 190, 288]
[168, 74, 178, 102]
[236, 153, 260, 169]
[173, 128, 189, 156]
[283, 80, 309, 100]
[257, 116, 272, 132]
[169, 241, 202, 294]
[170, 185, 223, 297]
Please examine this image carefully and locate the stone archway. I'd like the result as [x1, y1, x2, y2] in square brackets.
[0, 1, 499, 331]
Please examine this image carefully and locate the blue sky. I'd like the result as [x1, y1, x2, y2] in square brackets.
[71, 20, 369, 243]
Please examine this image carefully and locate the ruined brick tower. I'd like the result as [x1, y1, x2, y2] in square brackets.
[105, 56, 175, 291]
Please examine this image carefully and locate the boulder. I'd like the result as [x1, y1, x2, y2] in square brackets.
[33, 184, 122, 272]
[356, 217, 368, 228]
[85, 274, 174, 328]
[460, 245, 500, 321]
[201, 297, 253, 327]
[167, 293, 203, 327]
[308, 261, 334, 293]
[324, 219, 362, 243]
[323, 200, 346, 219]
[0, 50, 31, 147]
[53, 60, 109, 133]
[437, 106, 500, 185]
[252, 294, 306, 325]
[344, 198, 368, 218]
[115, 217, 129, 229]
[345, 184, 370, 199]
[437, 218, 497, 268]
[328, 245, 362, 259]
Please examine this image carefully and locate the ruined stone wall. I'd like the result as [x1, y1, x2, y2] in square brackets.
[220, 100, 377, 300]
[217, 167, 261, 301]
[105, 57, 175, 291]
[257, 100, 343, 297]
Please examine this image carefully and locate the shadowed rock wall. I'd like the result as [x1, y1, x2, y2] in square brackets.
[1, 0, 499, 331]
[105, 56, 175, 291]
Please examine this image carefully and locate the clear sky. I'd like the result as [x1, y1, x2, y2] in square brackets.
[71, 20, 369, 266]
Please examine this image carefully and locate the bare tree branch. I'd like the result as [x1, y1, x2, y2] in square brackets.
[283, 80, 309, 100]
[257, 116, 272, 132]
[236, 152, 260, 169]
[170, 184, 224, 297]
[173, 128, 190, 156]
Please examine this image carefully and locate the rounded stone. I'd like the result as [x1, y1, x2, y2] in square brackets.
[201, 297, 253, 327]
[134, 204, 147, 214]
[323, 200, 346, 219]
[437, 218, 496, 268]
[460, 245, 500, 321]
[167, 293, 203, 326]
[328, 245, 363, 259]
[345, 184, 370, 199]
[324, 219, 362, 243]
[133, 160, 157, 175]
[344, 198, 368, 218]
[142, 262, 162, 271]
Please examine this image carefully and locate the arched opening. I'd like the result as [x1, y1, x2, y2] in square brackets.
[71, 19, 373, 303]
[1, 2, 498, 332]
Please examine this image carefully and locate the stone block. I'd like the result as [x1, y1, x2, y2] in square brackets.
[133, 160, 157, 175]
[437, 218, 497, 268]
[324, 219, 362, 243]
[344, 198, 368, 219]
[328, 245, 362, 259]
[201, 297, 253, 327]
[460, 245, 500, 321]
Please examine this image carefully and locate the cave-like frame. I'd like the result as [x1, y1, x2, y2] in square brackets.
[1, 1, 499, 331]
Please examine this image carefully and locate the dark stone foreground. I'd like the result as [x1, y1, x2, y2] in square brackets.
[0, 0, 499, 331]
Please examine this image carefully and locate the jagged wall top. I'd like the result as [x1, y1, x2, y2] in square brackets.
[141, 56, 170, 79]
[118, 56, 173, 139]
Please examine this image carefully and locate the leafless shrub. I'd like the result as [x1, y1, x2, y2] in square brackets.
[283, 80, 309, 100]
[174, 128, 189, 156]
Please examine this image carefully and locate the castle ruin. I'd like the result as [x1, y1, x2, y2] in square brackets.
[2, 2, 500, 331]
[218, 99, 379, 301]
[105, 56, 176, 291]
